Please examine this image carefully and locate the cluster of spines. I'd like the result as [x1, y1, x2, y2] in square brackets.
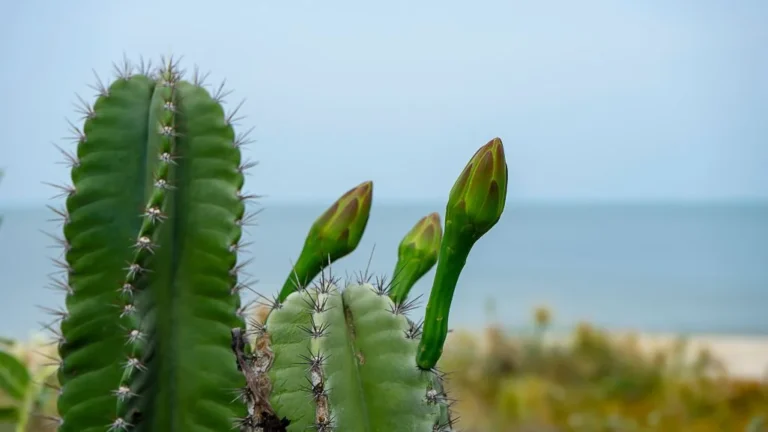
[302, 274, 336, 431]
[38, 55, 261, 431]
[236, 266, 459, 431]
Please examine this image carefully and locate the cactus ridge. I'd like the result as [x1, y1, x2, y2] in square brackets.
[237, 270, 458, 432]
[44, 56, 256, 432]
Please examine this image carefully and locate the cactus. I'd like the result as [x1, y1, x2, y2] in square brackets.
[45, 57, 254, 432]
[45, 55, 507, 432]
[236, 138, 508, 431]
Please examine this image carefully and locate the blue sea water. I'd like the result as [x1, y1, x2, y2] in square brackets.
[0, 202, 766, 340]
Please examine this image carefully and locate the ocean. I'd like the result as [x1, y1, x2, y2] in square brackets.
[0, 202, 766, 340]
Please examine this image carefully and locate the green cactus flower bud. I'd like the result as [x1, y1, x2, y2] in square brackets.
[417, 137, 508, 370]
[277, 181, 373, 302]
[447, 137, 508, 238]
[388, 212, 443, 304]
[398, 212, 442, 261]
[308, 180, 373, 257]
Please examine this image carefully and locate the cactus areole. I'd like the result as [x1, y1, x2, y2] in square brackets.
[48, 56, 507, 432]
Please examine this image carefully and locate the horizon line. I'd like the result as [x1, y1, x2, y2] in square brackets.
[2, 197, 768, 210]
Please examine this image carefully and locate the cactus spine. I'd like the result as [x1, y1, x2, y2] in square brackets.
[48, 58, 252, 432]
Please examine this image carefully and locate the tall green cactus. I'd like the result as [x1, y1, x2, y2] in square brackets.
[47, 58, 252, 432]
[46, 56, 508, 432]
[237, 138, 508, 431]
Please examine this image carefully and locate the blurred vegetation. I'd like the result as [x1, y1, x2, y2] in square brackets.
[0, 336, 58, 432]
[2, 304, 767, 431]
[438, 304, 768, 432]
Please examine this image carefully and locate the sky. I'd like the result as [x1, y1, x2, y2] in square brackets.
[0, 0, 766, 205]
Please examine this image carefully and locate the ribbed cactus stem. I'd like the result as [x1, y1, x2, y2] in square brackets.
[54, 58, 250, 432]
[244, 282, 454, 431]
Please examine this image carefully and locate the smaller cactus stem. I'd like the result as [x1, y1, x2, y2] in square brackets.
[388, 257, 422, 305]
[416, 219, 475, 370]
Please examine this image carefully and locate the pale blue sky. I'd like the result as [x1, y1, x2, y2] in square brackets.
[0, 0, 766, 205]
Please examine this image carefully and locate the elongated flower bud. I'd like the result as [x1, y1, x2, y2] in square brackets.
[398, 212, 442, 263]
[277, 181, 373, 301]
[447, 137, 508, 238]
[417, 137, 508, 370]
[308, 180, 373, 258]
[388, 212, 442, 304]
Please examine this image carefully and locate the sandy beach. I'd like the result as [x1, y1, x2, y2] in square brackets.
[525, 330, 768, 380]
[619, 332, 768, 380]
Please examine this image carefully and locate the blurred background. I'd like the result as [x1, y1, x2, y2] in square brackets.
[0, 0, 766, 430]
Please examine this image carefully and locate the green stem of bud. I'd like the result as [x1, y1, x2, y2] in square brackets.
[388, 258, 423, 305]
[276, 243, 327, 303]
[416, 215, 476, 370]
